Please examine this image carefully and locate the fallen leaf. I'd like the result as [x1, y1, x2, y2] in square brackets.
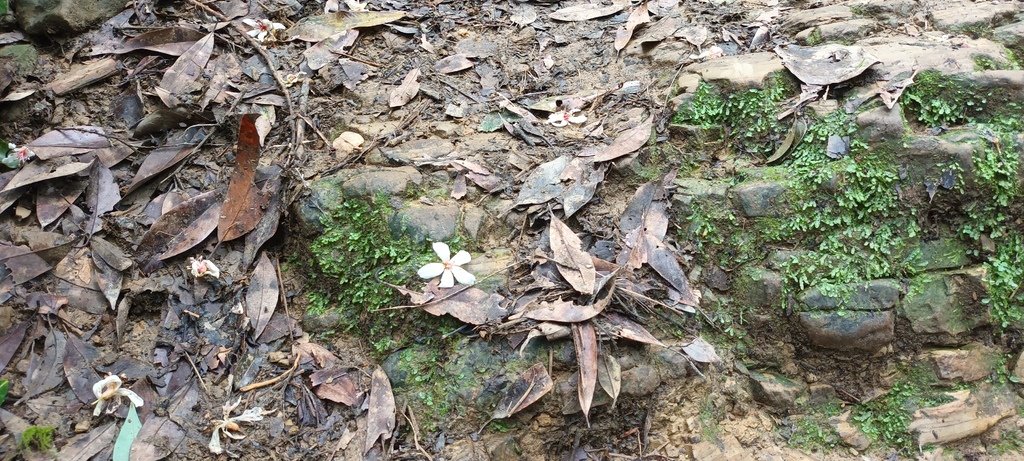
[491, 363, 553, 419]
[597, 354, 622, 408]
[247, 253, 279, 340]
[219, 114, 265, 242]
[774, 44, 879, 86]
[289, 11, 405, 42]
[113, 403, 143, 461]
[241, 167, 283, 268]
[389, 68, 421, 108]
[766, 118, 807, 164]
[550, 2, 627, 21]
[364, 366, 396, 455]
[110, 27, 206, 56]
[85, 162, 120, 234]
[601, 312, 666, 347]
[136, 189, 222, 273]
[123, 142, 196, 195]
[0, 243, 52, 284]
[1, 158, 93, 192]
[36, 180, 87, 227]
[434, 54, 473, 74]
[311, 368, 363, 406]
[0, 321, 28, 374]
[549, 215, 596, 295]
[422, 287, 507, 325]
[20, 329, 67, 403]
[683, 337, 721, 363]
[91, 248, 123, 311]
[63, 333, 102, 404]
[514, 155, 571, 206]
[27, 126, 110, 160]
[129, 417, 186, 460]
[593, 114, 653, 162]
[156, 33, 214, 106]
[614, 3, 650, 51]
[572, 322, 598, 426]
[57, 422, 118, 461]
[524, 298, 604, 323]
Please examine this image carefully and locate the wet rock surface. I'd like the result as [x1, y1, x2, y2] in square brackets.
[12, 0, 124, 36]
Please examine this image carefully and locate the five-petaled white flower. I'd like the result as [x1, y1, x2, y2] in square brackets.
[92, 374, 144, 416]
[417, 242, 475, 288]
[242, 18, 285, 42]
[189, 256, 221, 280]
[2, 143, 34, 168]
[547, 110, 587, 127]
[209, 398, 269, 454]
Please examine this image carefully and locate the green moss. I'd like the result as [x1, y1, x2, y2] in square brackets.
[787, 402, 842, 452]
[672, 73, 796, 157]
[903, 70, 1024, 128]
[19, 426, 55, 452]
[806, 27, 824, 46]
[851, 366, 951, 453]
[974, 54, 1020, 71]
[991, 428, 1024, 455]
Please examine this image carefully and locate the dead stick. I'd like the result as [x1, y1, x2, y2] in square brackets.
[182, 350, 211, 393]
[240, 352, 301, 392]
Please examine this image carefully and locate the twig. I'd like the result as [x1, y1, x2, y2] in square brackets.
[400, 405, 434, 461]
[273, 256, 296, 339]
[240, 352, 301, 392]
[182, 350, 211, 394]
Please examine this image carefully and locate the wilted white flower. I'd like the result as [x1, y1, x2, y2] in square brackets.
[547, 110, 587, 127]
[417, 242, 475, 288]
[283, 72, 308, 87]
[92, 375, 144, 416]
[189, 256, 221, 280]
[2, 142, 34, 168]
[242, 18, 285, 42]
[344, 0, 368, 11]
[209, 398, 269, 454]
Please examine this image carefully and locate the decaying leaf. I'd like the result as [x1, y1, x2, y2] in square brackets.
[246, 253, 279, 340]
[27, 126, 110, 160]
[422, 287, 507, 325]
[1, 158, 93, 192]
[491, 363, 553, 419]
[364, 366, 396, 455]
[602, 312, 666, 347]
[683, 337, 721, 363]
[523, 298, 604, 323]
[572, 322, 598, 426]
[614, 3, 650, 51]
[311, 368, 363, 406]
[63, 333, 102, 404]
[136, 189, 223, 273]
[597, 353, 622, 409]
[57, 422, 118, 461]
[549, 2, 627, 21]
[389, 68, 421, 108]
[110, 27, 206, 56]
[219, 115, 265, 243]
[592, 114, 653, 162]
[548, 216, 596, 295]
[20, 329, 67, 403]
[289, 11, 405, 42]
[434, 54, 473, 74]
[774, 44, 879, 86]
[156, 33, 214, 106]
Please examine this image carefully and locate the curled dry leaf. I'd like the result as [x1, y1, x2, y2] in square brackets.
[219, 114, 265, 243]
[614, 3, 650, 51]
[572, 322, 598, 427]
[774, 44, 879, 86]
[592, 114, 654, 162]
[434, 54, 473, 74]
[246, 253, 279, 340]
[597, 354, 622, 409]
[422, 287, 507, 326]
[491, 363, 553, 419]
[548, 216, 596, 295]
[389, 68, 421, 108]
[364, 366, 396, 455]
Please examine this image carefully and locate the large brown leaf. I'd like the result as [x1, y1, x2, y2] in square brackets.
[136, 189, 222, 273]
[422, 287, 508, 325]
[1, 158, 93, 192]
[156, 33, 214, 104]
[389, 68, 421, 108]
[614, 3, 650, 51]
[36, 180, 87, 227]
[549, 216, 596, 295]
[572, 322, 598, 426]
[123, 144, 195, 195]
[241, 167, 283, 268]
[27, 126, 110, 160]
[218, 115, 264, 242]
[364, 366, 396, 455]
[311, 368, 363, 406]
[288, 11, 406, 42]
[20, 329, 67, 403]
[246, 253, 279, 340]
[56, 422, 117, 461]
[491, 363, 553, 419]
[63, 333, 102, 404]
[593, 115, 653, 162]
[0, 321, 28, 374]
[110, 27, 206, 56]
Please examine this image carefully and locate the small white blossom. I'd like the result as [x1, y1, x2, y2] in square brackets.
[417, 242, 475, 288]
[209, 398, 269, 454]
[2, 142, 34, 168]
[547, 110, 587, 127]
[242, 18, 285, 42]
[283, 72, 308, 87]
[189, 256, 221, 280]
[344, 0, 368, 11]
[92, 375, 144, 416]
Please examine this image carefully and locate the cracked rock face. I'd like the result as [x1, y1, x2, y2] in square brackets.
[12, 0, 126, 37]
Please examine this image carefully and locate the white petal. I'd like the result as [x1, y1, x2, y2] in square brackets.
[224, 429, 247, 440]
[247, 29, 260, 38]
[118, 389, 145, 408]
[233, 407, 266, 422]
[417, 263, 445, 279]
[242, 18, 258, 27]
[549, 118, 568, 127]
[432, 242, 451, 261]
[449, 250, 471, 266]
[93, 400, 104, 417]
[272, 22, 286, 30]
[439, 270, 455, 288]
[257, 31, 269, 41]
[93, 375, 121, 398]
[7, 143, 15, 149]
[209, 427, 224, 454]
[568, 114, 587, 124]
[450, 266, 476, 285]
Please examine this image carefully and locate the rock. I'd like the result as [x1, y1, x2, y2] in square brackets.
[621, 365, 661, 397]
[462, 206, 485, 239]
[799, 310, 895, 352]
[672, 178, 730, 215]
[993, 21, 1024, 51]
[379, 138, 454, 164]
[733, 267, 783, 308]
[971, 70, 1024, 93]
[914, 238, 971, 271]
[462, 248, 513, 294]
[845, 0, 919, 21]
[808, 383, 837, 405]
[748, 371, 807, 410]
[929, 1, 1018, 34]
[683, 52, 786, 89]
[799, 279, 901, 311]
[331, 131, 364, 155]
[391, 202, 460, 242]
[832, 411, 871, 450]
[0, 44, 38, 75]
[899, 131, 977, 192]
[858, 36, 1013, 80]
[691, 434, 752, 461]
[294, 166, 422, 228]
[796, 20, 879, 45]
[12, 0, 125, 36]
[654, 347, 690, 380]
[676, 73, 702, 93]
[1012, 352, 1024, 383]
[855, 104, 906, 144]
[909, 384, 1018, 445]
[780, 5, 853, 34]
[926, 343, 998, 383]
[901, 268, 990, 336]
[731, 181, 787, 217]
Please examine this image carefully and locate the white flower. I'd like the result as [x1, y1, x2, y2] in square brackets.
[2, 143, 34, 168]
[417, 242, 475, 288]
[242, 18, 285, 42]
[209, 398, 269, 454]
[547, 110, 587, 127]
[189, 256, 221, 280]
[283, 72, 308, 87]
[92, 375, 144, 416]
[344, 0, 368, 11]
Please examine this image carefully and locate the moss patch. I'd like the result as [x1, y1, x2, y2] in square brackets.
[850, 366, 951, 453]
[19, 425, 55, 452]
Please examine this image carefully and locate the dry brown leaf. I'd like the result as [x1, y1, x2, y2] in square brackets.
[364, 366, 396, 455]
[246, 253, 279, 340]
[683, 337, 721, 363]
[491, 363, 553, 419]
[593, 114, 653, 162]
[549, 2, 627, 21]
[156, 33, 214, 106]
[389, 68, 421, 108]
[110, 27, 206, 56]
[548, 216, 596, 295]
[288, 11, 405, 42]
[614, 3, 650, 51]
[27, 126, 110, 160]
[523, 298, 604, 323]
[312, 368, 363, 406]
[1, 158, 93, 192]
[602, 312, 666, 347]
[136, 189, 222, 273]
[422, 287, 507, 326]
[572, 322, 598, 427]
[597, 353, 622, 409]
[434, 54, 474, 74]
[218, 114, 265, 242]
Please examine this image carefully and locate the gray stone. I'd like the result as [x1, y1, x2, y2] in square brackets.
[796, 19, 879, 45]
[929, 1, 1018, 34]
[799, 279, 901, 311]
[993, 21, 1024, 51]
[899, 132, 976, 191]
[914, 238, 971, 271]
[734, 267, 783, 309]
[855, 104, 906, 144]
[846, 0, 919, 21]
[799, 310, 895, 352]
[12, 0, 125, 36]
[780, 5, 853, 34]
[909, 384, 1018, 446]
[654, 347, 690, 380]
[462, 206, 485, 239]
[672, 177, 731, 215]
[901, 268, 990, 336]
[462, 248, 513, 294]
[858, 36, 1013, 80]
[732, 181, 787, 217]
[832, 411, 871, 450]
[808, 383, 837, 405]
[971, 70, 1024, 93]
[294, 166, 421, 229]
[748, 371, 807, 410]
[926, 343, 998, 383]
[621, 365, 661, 397]
[0, 44, 38, 75]
[684, 52, 786, 89]
[379, 138, 454, 164]
[391, 202, 460, 242]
